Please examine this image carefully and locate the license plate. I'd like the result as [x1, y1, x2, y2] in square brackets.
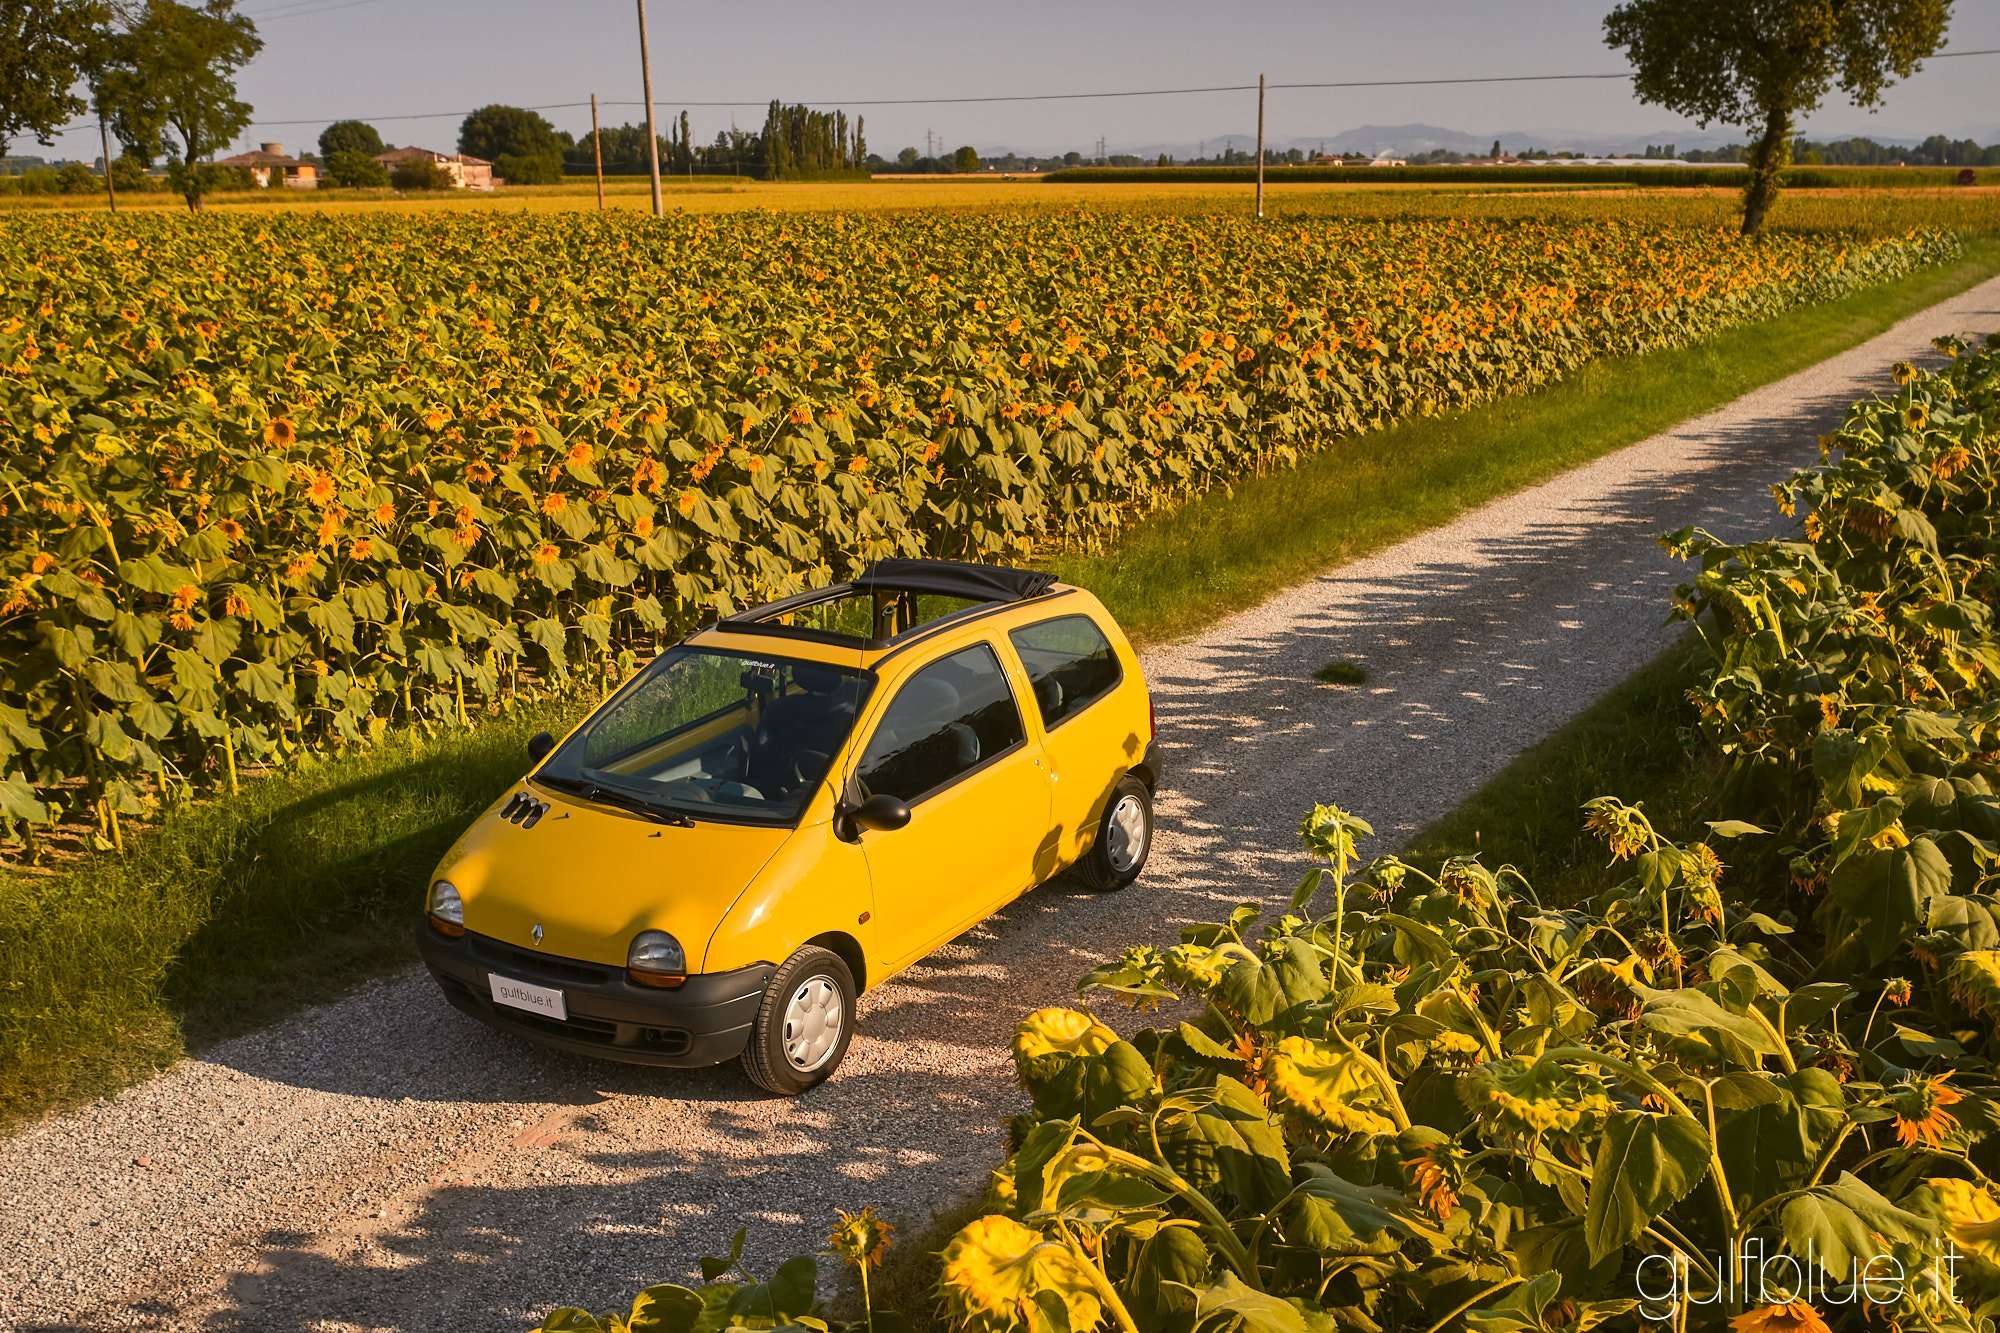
[488, 972, 567, 1022]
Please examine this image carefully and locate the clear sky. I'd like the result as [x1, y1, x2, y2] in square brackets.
[32, 0, 2000, 163]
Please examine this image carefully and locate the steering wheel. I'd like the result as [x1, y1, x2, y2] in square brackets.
[791, 749, 831, 787]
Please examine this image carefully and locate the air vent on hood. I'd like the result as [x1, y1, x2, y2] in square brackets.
[499, 792, 549, 828]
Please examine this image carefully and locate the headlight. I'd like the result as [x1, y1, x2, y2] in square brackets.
[627, 930, 687, 988]
[427, 880, 465, 937]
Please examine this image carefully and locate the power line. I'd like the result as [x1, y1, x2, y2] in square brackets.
[41, 47, 2000, 137]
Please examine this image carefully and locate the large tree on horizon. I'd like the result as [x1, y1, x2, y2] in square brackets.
[0, 0, 108, 158]
[97, 0, 261, 211]
[1605, 0, 1951, 234]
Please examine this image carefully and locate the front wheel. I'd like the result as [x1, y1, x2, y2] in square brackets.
[1076, 774, 1153, 891]
[741, 945, 856, 1095]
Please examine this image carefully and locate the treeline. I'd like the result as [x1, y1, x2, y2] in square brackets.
[559, 102, 868, 180]
[1680, 132, 2000, 166]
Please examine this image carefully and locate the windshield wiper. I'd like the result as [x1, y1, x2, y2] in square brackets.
[533, 775, 695, 827]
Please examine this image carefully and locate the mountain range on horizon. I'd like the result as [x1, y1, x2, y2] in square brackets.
[974, 118, 2000, 161]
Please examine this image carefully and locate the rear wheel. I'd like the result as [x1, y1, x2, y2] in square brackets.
[741, 946, 855, 1095]
[1076, 774, 1153, 892]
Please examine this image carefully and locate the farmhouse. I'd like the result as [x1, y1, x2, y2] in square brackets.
[372, 146, 498, 190]
[214, 142, 317, 188]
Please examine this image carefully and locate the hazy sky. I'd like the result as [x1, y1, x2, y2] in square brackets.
[32, 0, 2000, 163]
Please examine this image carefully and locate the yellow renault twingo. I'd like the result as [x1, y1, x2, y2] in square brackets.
[416, 559, 1159, 1094]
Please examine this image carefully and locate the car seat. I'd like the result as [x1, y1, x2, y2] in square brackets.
[747, 665, 858, 792]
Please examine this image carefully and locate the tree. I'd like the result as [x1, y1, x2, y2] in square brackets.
[97, 0, 261, 211]
[322, 147, 387, 188]
[950, 144, 980, 173]
[0, 0, 107, 157]
[389, 157, 451, 190]
[318, 118, 382, 159]
[458, 103, 566, 161]
[495, 151, 562, 185]
[1605, 0, 1950, 234]
[1489, 139, 1501, 159]
[896, 146, 919, 169]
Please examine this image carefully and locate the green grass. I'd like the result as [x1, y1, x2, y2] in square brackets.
[2, 238, 1996, 1132]
[1059, 237, 2000, 643]
[1404, 639, 1714, 903]
[1313, 660, 1371, 686]
[0, 692, 592, 1124]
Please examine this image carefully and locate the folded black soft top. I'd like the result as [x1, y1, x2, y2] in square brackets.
[853, 558, 1056, 604]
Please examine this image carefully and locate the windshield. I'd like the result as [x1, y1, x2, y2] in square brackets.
[538, 647, 872, 825]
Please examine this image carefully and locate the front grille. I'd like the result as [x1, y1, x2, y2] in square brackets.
[469, 934, 614, 986]
[438, 965, 692, 1054]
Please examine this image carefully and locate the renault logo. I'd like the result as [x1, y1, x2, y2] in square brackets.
[531, 923, 544, 946]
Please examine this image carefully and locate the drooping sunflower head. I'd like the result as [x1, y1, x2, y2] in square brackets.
[1264, 1036, 1398, 1138]
[1012, 1008, 1117, 1067]
[1890, 1072, 1963, 1150]
[1583, 797, 1650, 861]
[1948, 952, 2000, 1022]
[1161, 942, 1230, 993]
[1461, 1056, 1611, 1136]
[939, 1215, 1102, 1332]
[1926, 1177, 2000, 1269]
[826, 1205, 895, 1273]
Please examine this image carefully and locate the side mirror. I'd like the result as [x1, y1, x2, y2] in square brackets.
[845, 792, 911, 834]
[526, 731, 556, 764]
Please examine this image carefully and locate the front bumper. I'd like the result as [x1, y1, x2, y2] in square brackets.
[415, 920, 774, 1068]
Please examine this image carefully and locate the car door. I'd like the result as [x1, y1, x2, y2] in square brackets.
[848, 641, 1053, 973]
[1006, 613, 1135, 867]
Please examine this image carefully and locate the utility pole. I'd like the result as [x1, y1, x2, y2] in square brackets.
[97, 109, 118, 214]
[635, 0, 663, 217]
[1255, 74, 1266, 219]
[590, 93, 605, 210]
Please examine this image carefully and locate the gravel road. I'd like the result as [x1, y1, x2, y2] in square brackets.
[6, 277, 1999, 1333]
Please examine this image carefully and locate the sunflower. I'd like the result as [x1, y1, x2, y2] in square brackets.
[1893, 360, 1918, 385]
[1891, 1072, 1962, 1149]
[307, 472, 336, 506]
[513, 426, 540, 449]
[1403, 1143, 1462, 1221]
[263, 417, 296, 447]
[1730, 1301, 1831, 1333]
[939, 1215, 1101, 1332]
[466, 461, 496, 484]
[1462, 1056, 1611, 1136]
[1927, 1177, 2000, 1267]
[223, 593, 250, 618]
[170, 584, 199, 612]
[567, 442, 592, 467]
[1264, 1036, 1397, 1137]
[1012, 1008, 1117, 1065]
[1934, 446, 1973, 480]
[347, 539, 373, 561]
[540, 493, 568, 516]
[677, 491, 698, 517]
[1949, 952, 2000, 1022]
[1583, 798, 1649, 860]
[422, 410, 446, 431]
[826, 1205, 895, 1272]
[532, 543, 561, 566]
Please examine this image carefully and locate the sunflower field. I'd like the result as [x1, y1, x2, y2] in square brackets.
[0, 209, 1959, 841]
[543, 341, 2000, 1332]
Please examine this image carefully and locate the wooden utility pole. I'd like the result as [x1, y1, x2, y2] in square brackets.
[1254, 74, 1266, 219]
[97, 110, 118, 214]
[590, 93, 605, 210]
[636, 0, 663, 217]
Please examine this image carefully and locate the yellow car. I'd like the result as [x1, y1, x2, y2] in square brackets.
[416, 559, 1158, 1094]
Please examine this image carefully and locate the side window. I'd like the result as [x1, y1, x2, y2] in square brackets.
[1008, 616, 1123, 730]
[856, 644, 1026, 803]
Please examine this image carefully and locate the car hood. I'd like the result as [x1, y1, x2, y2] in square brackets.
[432, 785, 796, 970]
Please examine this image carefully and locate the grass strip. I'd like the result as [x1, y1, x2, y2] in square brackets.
[1, 241, 1994, 1131]
[1402, 639, 1714, 903]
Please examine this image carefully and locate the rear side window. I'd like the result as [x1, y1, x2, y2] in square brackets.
[856, 644, 1026, 803]
[1009, 615, 1122, 730]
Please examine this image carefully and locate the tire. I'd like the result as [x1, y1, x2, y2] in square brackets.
[741, 945, 856, 1095]
[1076, 774, 1153, 892]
